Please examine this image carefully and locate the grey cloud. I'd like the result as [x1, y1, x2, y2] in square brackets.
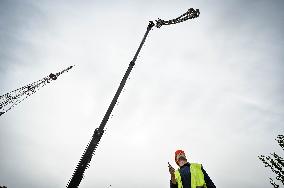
[1, 1, 284, 188]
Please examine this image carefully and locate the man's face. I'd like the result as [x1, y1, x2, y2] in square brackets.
[176, 153, 187, 163]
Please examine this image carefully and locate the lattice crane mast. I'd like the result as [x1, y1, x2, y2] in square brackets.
[66, 8, 200, 188]
[0, 65, 74, 116]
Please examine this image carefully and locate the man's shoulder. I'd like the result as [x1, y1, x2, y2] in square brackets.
[189, 163, 203, 169]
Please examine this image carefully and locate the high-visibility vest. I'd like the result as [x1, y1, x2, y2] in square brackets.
[174, 163, 207, 188]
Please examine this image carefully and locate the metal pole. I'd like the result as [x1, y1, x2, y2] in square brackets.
[66, 21, 155, 188]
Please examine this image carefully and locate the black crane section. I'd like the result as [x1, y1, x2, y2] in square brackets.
[66, 8, 200, 188]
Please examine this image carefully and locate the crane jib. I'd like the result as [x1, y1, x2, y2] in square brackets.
[66, 8, 200, 188]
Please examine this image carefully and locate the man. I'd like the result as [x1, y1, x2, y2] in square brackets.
[168, 150, 216, 188]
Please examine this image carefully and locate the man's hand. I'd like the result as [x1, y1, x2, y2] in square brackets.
[168, 162, 176, 184]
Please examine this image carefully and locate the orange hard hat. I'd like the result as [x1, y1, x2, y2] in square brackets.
[175, 150, 185, 164]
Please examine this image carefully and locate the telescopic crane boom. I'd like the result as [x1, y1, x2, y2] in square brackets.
[66, 8, 200, 188]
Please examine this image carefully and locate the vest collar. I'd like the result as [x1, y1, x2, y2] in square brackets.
[179, 162, 190, 169]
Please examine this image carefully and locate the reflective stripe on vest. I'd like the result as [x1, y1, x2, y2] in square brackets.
[174, 163, 207, 188]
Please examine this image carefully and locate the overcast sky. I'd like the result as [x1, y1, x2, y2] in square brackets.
[0, 0, 284, 188]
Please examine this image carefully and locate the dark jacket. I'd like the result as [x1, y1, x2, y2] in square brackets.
[170, 162, 216, 188]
